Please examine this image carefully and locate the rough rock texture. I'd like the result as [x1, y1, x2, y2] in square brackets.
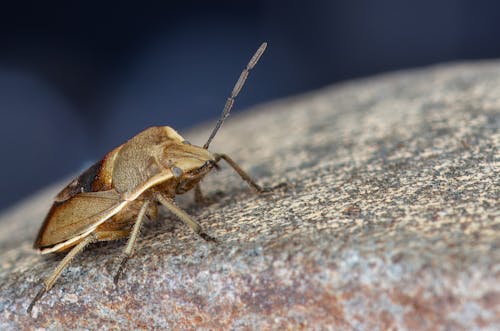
[1, 61, 499, 330]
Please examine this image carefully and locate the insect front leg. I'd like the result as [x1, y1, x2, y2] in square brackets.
[27, 233, 97, 313]
[194, 183, 205, 204]
[213, 153, 278, 194]
[113, 200, 150, 285]
[193, 182, 223, 205]
[156, 193, 216, 242]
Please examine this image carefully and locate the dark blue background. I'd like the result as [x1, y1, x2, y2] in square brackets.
[1, 1, 500, 211]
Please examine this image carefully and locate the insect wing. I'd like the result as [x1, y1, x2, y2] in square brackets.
[34, 190, 126, 251]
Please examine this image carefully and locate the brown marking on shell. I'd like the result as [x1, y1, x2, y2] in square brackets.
[55, 160, 104, 202]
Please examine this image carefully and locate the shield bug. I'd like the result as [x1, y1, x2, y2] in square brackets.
[28, 42, 273, 313]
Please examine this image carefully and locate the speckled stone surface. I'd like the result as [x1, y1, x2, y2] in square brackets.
[0, 61, 499, 330]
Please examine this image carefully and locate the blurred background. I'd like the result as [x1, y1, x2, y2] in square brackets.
[1, 1, 500, 211]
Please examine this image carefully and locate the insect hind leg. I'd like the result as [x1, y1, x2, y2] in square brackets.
[27, 233, 97, 314]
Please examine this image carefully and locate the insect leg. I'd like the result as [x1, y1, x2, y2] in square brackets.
[27, 233, 97, 313]
[213, 153, 272, 194]
[156, 193, 216, 242]
[194, 184, 205, 204]
[114, 200, 150, 285]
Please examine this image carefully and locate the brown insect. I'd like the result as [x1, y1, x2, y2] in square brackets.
[28, 42, 272, 313]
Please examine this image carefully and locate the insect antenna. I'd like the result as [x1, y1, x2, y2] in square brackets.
[203, 42, 267, 149]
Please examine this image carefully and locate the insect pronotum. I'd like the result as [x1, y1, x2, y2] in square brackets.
[28, 42, 272, 313]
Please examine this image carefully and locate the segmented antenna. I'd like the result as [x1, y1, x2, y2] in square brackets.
[203, 42, 267, 149]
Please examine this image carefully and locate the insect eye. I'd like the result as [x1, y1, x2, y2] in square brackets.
[171, 166, 183, 178]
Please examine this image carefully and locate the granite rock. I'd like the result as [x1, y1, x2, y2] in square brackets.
[0, 61, 499, 330]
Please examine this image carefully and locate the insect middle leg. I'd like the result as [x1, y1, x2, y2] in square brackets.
[27, 233, 97, 313]
[156, 193, 216, 242]
[113, 200, 150, 285]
